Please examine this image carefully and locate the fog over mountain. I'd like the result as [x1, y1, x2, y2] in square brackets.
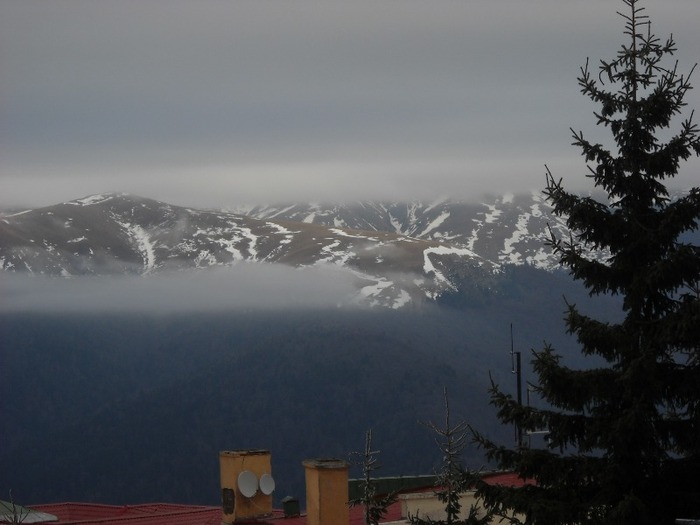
[1, 266, 362, 314]
[3, 0, 699, 510]
[0, 191, 590, 310]
[0, 190, 646, 506]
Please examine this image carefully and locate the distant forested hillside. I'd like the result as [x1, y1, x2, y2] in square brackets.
[0, 267, 621, 506]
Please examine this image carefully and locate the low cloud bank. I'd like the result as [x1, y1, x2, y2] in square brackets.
[0, 264, 363, 313]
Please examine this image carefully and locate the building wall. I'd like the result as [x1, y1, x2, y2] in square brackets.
[400, 491, 522, 524]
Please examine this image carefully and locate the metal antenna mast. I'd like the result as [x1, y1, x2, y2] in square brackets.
[510, 324, 523, 447]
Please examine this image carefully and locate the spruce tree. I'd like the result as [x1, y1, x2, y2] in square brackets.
[349, 429, 398, 525]
[470, 1, 700, 523]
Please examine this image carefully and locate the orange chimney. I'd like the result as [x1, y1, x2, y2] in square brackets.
[303, 458, 349, 525]
[219, 450, 275, 523]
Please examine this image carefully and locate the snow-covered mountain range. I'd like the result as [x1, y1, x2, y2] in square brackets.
[232, 193, 572, 268]
[0, 192, 574, 307]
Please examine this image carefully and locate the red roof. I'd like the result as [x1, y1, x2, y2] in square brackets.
[29, 501, 404, 525]
[28, 472, 528, 525]
[481, 471, 534, 488]
[28, 504, 222, 525]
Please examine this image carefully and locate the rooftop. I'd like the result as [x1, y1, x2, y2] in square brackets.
[15, 472, 530, 525]
[24, 501, 404, 525]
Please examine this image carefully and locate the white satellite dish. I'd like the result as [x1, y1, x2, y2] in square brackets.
[237, 470, 258, 498]
[259, 473, 276, 496]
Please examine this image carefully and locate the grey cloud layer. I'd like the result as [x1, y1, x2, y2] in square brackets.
[1, 0, 698, 208]
[0, 265, 362, 313]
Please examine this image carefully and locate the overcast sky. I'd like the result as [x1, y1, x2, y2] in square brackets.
[2, 0, 699, 209]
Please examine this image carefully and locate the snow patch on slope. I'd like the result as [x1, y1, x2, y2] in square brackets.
[359, 278, 394, 304]
[423, 245, 480, 287]
[113, 218, 157, 274]
[483, 204, 502, 224]
[5, 209, 31, 218]
[237, 225, 259, 259]
[329, 228, 379, 241]
[501, 213, 530, 265]
[424, 196, 448, 213]
[317, 240, 352, 266]
[70, 194, 120, 206]
[419, 211, 450, 237]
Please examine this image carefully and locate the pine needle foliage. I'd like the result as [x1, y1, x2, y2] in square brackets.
[426, 390, 469, 525]
[470, 1, 700, 524]
[411, 389, 493, 525]
[349, 429, 398, 525]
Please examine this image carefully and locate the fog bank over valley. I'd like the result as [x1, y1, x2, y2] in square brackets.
[0, 264, 364, 313]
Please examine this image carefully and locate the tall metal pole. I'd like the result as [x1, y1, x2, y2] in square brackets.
[515, 350, 523, 447]
[511, 324, 523, 447]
